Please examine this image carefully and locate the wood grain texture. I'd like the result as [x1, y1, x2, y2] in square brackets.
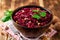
[44, 0, 60, 18]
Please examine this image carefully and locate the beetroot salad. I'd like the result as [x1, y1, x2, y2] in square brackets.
[13, 7, 52, 28]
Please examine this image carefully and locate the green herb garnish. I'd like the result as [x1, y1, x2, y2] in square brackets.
[32, 11, 46, 19]
[1, 9, 13, 22]
[4, 9, 13, 16]
[32, 14, 40, 19]
[32, 10, 39, 12]
[40, 12, 46, 17]
[1, 16, 11, 22]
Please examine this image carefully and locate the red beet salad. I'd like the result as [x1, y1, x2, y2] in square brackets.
[13, 7, 52, 28]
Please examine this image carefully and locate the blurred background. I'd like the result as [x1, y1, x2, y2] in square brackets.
[0, 0, 60, 40]
[0, 0, 60, 19]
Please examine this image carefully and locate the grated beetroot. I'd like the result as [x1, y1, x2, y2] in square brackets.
[13, 8, 52, 28]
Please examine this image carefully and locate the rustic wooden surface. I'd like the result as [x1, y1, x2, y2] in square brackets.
[44, 0, 60, 18]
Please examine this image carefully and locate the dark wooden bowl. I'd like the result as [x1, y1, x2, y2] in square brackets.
[11, 5, 53, 38]
[11, 5, 53, 29]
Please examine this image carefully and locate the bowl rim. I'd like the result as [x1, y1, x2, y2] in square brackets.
[11, 5, 53, 29]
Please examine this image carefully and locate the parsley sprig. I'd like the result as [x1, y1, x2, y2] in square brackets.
[32, 14, 40, 19]
[32, 10, 46, 19]
[39, 12, 46, 17]
[1, 9, 13, 22]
